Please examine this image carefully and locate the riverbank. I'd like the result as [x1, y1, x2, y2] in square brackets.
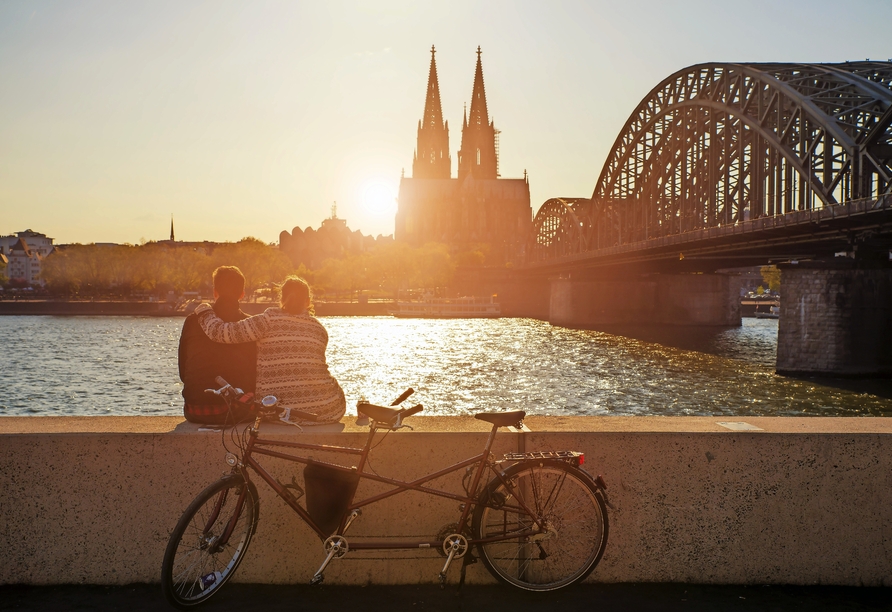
[0, 300, 392, 317]
[2, 415, 891, 586]
[2, 299, 780, 319]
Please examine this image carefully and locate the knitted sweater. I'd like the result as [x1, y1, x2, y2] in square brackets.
[196, 304, 345, 424]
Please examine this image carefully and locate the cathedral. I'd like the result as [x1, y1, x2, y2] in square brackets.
[395, 47, 532, 263]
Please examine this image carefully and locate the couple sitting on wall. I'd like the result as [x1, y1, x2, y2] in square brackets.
[178, 266, 346, 425]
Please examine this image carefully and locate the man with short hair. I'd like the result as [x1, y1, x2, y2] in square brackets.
[178, 266, 257, 424]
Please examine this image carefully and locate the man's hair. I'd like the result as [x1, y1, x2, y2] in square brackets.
[213, 266, 246, 300]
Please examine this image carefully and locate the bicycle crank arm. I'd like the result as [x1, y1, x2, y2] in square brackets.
[311, 536, 349, 585]
[310, 549, 336, 586]
[438, 547, 458, 588]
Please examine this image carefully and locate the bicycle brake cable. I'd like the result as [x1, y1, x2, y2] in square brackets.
[363, 427, 393, 477]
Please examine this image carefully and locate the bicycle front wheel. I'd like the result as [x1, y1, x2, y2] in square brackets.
[472, 460, 608, 591]
[161, 474, 259, 609]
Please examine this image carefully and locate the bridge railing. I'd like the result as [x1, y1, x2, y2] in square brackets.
[527, 194, 891, 268]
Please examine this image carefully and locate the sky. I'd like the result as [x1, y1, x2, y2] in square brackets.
[1, 0, 891, 245]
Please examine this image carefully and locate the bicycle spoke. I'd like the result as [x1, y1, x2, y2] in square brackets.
[162, 477, 258, 608]
[474, 462, 608, 591]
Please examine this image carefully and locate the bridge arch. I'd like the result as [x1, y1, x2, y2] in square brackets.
[531, 62, 892, 256]
[528, 198, 589, 262]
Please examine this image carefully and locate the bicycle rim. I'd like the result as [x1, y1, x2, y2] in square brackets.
[161, 475, 259, 609]
[473, 461, 608, 591]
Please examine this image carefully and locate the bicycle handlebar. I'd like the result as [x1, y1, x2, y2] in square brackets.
[390, 388, 415, 406]
[400, 404, 423, 418]
[282, 407, 320, 422]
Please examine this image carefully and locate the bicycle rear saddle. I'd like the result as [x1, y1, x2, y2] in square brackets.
[357, 402, 423, 426]
[474, 411, 526, 428]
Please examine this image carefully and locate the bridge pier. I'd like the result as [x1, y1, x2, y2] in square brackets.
[776, 261, 892, 377]
[549, 273, 741, 327]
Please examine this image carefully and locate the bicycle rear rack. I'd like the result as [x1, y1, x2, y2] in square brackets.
[501, 450, 585, 467]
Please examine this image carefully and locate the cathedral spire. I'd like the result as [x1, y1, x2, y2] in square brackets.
[458, 46, 497, 180]
[422, 45, 444, 131]
[170, 215, 175, 241]
[467, 46, 490, 129]
[412, 45, 451, 179]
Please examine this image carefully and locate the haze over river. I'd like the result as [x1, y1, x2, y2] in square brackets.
[2, 316, 890, 418]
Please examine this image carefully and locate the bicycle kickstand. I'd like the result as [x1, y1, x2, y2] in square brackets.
[456, 552, 477, 594]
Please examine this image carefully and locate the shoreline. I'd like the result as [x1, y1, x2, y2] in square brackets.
[1, 299, 777, 318]
[0, 300, 392, 317]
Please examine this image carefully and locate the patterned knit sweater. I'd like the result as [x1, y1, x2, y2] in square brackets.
[195, 304, 345, 424]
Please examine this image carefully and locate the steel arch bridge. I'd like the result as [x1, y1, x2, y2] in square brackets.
[529, 61, 892, 268]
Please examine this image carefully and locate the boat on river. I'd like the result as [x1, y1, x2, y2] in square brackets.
[391, 295, 501, 318]
[756, 305, 780, 319]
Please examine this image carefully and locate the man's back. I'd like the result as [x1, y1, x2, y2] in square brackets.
[178, 298, 256, 423]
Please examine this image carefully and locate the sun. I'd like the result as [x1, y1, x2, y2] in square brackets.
[360, 179, 397, 216]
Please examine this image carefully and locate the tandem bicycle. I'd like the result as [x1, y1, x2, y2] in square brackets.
[161, 378, 610, 609]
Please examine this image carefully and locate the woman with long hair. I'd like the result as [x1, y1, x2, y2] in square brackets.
[194, 276, 345, 424]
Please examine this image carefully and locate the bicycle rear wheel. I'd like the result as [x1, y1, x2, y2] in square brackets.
[472, 460, 608, 591]
[161, 474, 259, 609]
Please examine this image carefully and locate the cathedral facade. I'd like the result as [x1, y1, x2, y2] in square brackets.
[395, 47, 532, 264]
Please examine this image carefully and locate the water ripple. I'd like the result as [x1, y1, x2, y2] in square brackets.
[0, 316, 889, 417]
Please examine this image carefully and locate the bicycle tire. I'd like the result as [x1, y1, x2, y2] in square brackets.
[472, 460, 608, 591]
[161, 474, 259, 609]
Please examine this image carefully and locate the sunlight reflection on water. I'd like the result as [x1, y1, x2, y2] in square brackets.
[1, 315, 890, 417]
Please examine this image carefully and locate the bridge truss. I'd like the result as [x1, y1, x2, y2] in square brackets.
[530, 62, 892, 265]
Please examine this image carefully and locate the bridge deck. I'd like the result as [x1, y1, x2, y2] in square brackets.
[527, 196, 892, 274]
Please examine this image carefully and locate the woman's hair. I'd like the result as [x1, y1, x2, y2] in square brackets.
[280, 276, 314, 315]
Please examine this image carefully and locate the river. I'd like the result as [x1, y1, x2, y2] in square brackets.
[1, 315, 890, 417]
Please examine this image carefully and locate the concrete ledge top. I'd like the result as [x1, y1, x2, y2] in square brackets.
[1, 415, 891, 435]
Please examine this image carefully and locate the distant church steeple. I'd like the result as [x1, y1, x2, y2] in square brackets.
[412, 45, 451, 179]
[458, 46, 497, 180]
[170, 215, 175, 241]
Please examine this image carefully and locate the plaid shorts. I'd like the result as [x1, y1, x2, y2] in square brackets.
[184, 392, 256, 424]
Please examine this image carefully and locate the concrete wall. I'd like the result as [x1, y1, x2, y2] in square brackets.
[549, 274, 741, 328]
[2, 416, 890, 587]
[777, 263, 892, 376]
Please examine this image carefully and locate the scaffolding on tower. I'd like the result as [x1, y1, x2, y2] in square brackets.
[494, 128, 501, 178]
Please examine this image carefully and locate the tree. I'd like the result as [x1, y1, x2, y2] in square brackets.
[454, 246, 487, 267]
[414, 243, 454, 288]
[211, 238, 293, 294]
[42, 246, 89, 294]
[367, 242, 418, 299]
[760, 265, 781, 292]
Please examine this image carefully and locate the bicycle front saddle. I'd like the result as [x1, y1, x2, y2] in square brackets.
[356, 403, 403, 424]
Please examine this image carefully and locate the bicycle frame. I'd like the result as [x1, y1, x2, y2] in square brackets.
[229, 418, 547, 550]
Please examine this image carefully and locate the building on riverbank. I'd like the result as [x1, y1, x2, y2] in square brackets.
[395, 47, 532, 265]
[0, 230, 55, 258]
[0, 230, 55, 286]
[278, 206, 393, 269]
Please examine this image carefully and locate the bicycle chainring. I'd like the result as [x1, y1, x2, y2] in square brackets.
[435, 523, 470, 557]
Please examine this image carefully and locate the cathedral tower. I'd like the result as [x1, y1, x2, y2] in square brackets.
[458, 47, 498, 180]
[412, 46, 451, 179]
